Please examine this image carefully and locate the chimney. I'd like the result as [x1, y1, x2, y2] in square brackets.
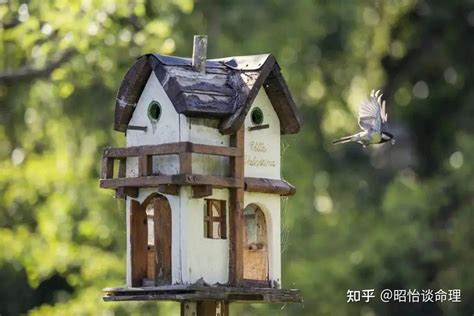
[192, 35, 207, 74]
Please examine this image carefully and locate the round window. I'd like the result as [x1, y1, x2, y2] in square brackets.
[250, 107, 264, 125]
[148, 101, 161, 121]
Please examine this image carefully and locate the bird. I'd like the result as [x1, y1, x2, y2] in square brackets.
[333, 89, 395, 147]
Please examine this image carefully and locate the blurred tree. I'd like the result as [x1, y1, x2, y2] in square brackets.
[1, 0, 473, 315]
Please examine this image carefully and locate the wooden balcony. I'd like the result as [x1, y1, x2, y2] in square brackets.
[100, 142, 295, 198]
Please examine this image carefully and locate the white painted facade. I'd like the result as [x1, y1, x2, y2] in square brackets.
[124, 73, 283, 287]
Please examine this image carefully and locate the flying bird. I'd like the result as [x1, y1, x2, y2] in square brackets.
[333, 90, 395, 147]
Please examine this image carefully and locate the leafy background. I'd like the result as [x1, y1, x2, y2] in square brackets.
[1, 0, 473, 315]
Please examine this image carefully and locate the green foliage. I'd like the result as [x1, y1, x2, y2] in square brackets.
[1, 0, 473, 315]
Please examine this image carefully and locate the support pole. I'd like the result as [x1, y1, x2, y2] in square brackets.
[181, 301, 229, 316]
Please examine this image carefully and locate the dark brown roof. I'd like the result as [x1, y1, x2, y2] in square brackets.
[114, 53, 301, 134]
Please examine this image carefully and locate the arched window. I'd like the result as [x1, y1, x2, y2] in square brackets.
[243, 204, 268, 281]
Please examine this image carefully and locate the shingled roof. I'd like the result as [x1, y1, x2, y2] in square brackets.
[114, 53, 302, 135]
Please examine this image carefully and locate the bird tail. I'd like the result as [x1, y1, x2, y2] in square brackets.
[332, 135, 354, 144]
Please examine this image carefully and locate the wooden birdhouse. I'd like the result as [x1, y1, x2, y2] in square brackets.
[101, 36, 302, 312]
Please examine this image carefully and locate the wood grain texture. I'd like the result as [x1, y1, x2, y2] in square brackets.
[229, 127, 245, 285]
[244, 177, 296, 196]
[103, 142, 242, 158]
[130, 199, 147, 287]
[103, 285, 302, 303]
[153, 196, 172, 285]
[192, 185, 213, 199]
[138, 155, 153, 177]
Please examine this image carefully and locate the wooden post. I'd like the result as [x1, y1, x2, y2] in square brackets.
[229, 127, 245, 285]
[181, 301, 229, 316]
[192, 35, 207, 74]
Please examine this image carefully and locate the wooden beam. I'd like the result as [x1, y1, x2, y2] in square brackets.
[118, 158, 127, 178]
[103, 143, 184, 158]
[103, 285, 303, 303]
[100, 174, 242, 189]
[179, 152, 192, 174]
[187, 143, 242, 157]
[192, 185, 213, 198]
[115, 187, 139, 199]
[158, 184, 180, 195]
[101, 156, 114, 179]
[244, 177, 296, 196]
[229, 127, 245, 286]
[130, 200, 147, 287]
[138, 155, 153, 176]
[103, 142, 242, 158]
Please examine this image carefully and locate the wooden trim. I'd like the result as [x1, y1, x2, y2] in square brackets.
[101, 156, 114, 179]
[244, 177, 296, 196]
[103, 142, 242, 159]
[158, 184, 180, 195]
[229, 127, 245, 285]
[130, 199, 147, 287]
[242, 279, 272, 288]
[153, 196, 172, 285]
[192, 185, 213, 198]
[127, 125, 147, 131]
[104, 143, 184, 158]
[179, 152, 192, 174]
[248, 124, 270, 131]
[100, 174, 242, 189]
[138, 155, 153, 177]
[103, 285, 303, 303]
[118, 158, 127, 178]
[115, 187, 138, 199]
[187, 143, 242, 157]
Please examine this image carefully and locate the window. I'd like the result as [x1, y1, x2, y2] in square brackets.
[243, 204, 266, 250]
[250, 107, 264, 125]
[148, 101, 162, 121]
[204, 199, 227, 239]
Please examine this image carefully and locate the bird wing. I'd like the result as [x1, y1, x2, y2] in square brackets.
[358, 89, 388, 132]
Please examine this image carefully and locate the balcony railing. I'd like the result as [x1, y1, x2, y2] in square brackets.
[100, 141, 295, 198]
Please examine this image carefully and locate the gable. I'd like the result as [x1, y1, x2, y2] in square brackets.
[114, 54, 302, 135]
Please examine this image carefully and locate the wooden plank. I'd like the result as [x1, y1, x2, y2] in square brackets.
[179, 152, 192, 174]
[100, 175, 174, 188]
[118, 158, 127, 178]
[228, 127, 245, 285]
[147, 245, 156, 281]
[138, 155, 153, 177]
[103, 143, 184, 158]
[154, 196, 172, 285]
[102, 286, 303, 303]
[192, 185, 213, 198]
[173, 174, 242, 188]
[158, 184, 180, 195]
[244, 177, 296, 196]
[103, 142, 242, 158]
[115, 187, 139, 199]
[188, 143, 242, 157]
[100, 174, 242, 189]
[101, 156, 114, 179]
[130, 199, 147, 287]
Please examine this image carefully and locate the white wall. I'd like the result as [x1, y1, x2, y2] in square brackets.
[180, 188, 230, 284]
[182, 117, 230, 177]
[243, 192, 281, 288]
[244, 90, 281, 179]
[125, 74, 181, 177]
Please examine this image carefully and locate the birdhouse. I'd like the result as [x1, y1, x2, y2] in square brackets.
[101, 36, 302, 307]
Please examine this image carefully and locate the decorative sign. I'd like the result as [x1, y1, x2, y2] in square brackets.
[245, 141, 276, 167]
